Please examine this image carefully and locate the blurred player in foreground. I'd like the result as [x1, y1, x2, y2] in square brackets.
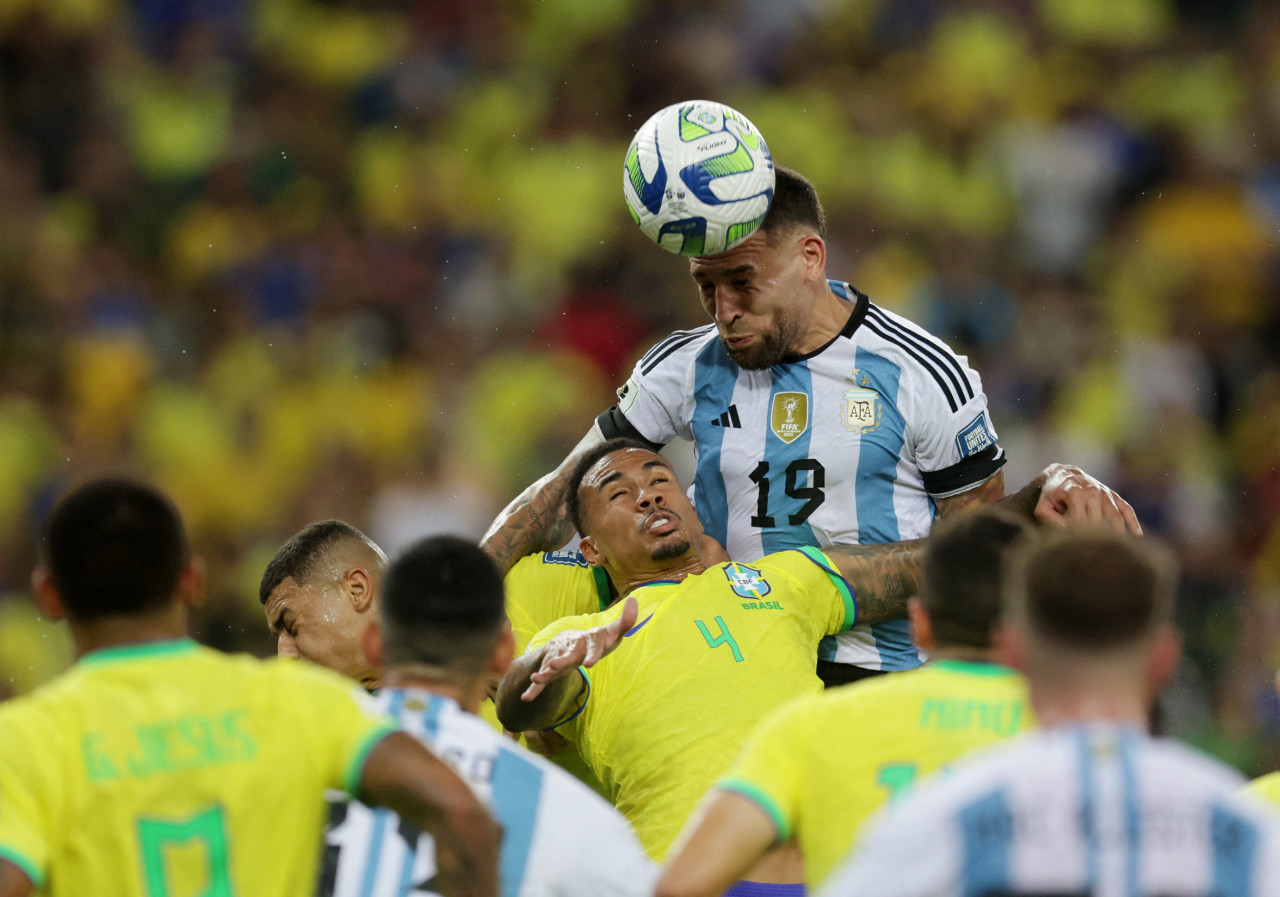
[496, 438, 927, 888]
[657, 507, 1035, 896]
[0, 480, 498, 897]
[484, 166, 1141, 686]
[820, 530, 1280, 897]
[319, 534, 654, 897]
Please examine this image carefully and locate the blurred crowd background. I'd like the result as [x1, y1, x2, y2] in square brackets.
[0, 0, 1278, 770]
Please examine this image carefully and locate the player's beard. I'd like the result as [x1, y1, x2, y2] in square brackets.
[651, 536, 693, 561]
[723, 304, 805, 370]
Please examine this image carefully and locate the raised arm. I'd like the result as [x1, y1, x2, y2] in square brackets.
[358, 732, 500, 897]
[936, 465, 1142, 534]
[0, 861, 32, 897]
[480, 426, 606, 574]
[496, 597, 638, 732]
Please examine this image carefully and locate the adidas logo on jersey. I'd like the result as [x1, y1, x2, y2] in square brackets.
[710, 405, 742, 428]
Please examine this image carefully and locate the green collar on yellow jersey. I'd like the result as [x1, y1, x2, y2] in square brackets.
[930, 658, 1015, 677]
[78, 637, 199, 667]
[592, 565, 612, 611]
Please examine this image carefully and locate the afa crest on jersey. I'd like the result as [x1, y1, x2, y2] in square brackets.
[723, 562, 771, 599]
[841, 386, 882, 433]
[770, 392, 808, 444]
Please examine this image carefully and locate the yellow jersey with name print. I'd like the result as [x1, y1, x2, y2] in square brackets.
[719, 659, 1031, 889]
[526, 546, 856, 859]
[0, 639, 396, 897]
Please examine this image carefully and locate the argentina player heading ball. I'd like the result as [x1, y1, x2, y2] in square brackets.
[623, 100, 775, 257]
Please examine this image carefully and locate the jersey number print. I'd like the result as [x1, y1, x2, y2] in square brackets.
[748, 460, 825, 527]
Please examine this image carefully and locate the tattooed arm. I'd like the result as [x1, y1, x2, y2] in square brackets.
[480, 427, 607, 575]
[822, 539, 925, 624]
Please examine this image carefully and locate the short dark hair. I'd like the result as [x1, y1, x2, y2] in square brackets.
[920, 508, 1032, 649]
[380, 535, 506, 672]
[758, 166, 827, 242]
[42, 479, 189, 619]
[1007, 531, 1178, 650]
[259, 519, 377, 604]
[566, 437, 660, 535]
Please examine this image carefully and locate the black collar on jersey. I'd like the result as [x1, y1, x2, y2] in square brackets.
[780, 283, 870, 364]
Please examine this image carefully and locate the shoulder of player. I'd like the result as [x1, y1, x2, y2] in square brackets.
[632, 324, 719, 378]
[854, 302, 978, 413]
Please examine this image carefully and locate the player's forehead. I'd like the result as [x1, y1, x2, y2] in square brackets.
[688, 231, 773, 279]
[581, 448, 671, 491]
[264, 576, 311, 627]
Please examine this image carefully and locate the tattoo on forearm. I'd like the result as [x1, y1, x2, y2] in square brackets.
[481, 477, 576, 573]
[824, 540, 924, 624]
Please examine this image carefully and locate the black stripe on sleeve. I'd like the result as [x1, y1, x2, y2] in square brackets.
[640, 328, 711, 376]
[595, 406, 665, 450]
[861, 317, 961, 413]
[920, 446, 1006, 498]
[866, 307, 974, 403]
[638, 325, 713, 373]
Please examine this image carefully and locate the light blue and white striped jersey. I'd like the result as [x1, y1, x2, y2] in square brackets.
[819, 724, 1280, 897]
[318, 689, 654, 897]
[602, 282, 1005, 670]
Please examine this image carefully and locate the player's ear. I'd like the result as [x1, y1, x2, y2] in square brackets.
[488, 621, 516, 680]
[362, 619, 383, 670]
[177, 556, 206, 609]
[1148, 624, 1181, 695]
[579, 536, 602, 567]
[346, 567, 376, 613]
[31, 567, 65, 621]
[993, 619, 1025, 672]
[907, 597, 933, 653]
[799, 233, 826, 283]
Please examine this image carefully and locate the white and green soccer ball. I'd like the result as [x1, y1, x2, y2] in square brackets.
[623, 100, 775, 257]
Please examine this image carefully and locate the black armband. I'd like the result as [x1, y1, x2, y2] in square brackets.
[921, 446, 1006, 498]
[595, 407, 664, 451]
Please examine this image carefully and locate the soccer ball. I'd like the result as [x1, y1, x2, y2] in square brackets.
[623, 100, 775, 257]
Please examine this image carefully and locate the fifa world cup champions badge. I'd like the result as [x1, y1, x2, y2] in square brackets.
[770, 392, 809, 444]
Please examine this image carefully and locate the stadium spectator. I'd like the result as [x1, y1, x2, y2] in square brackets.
[494, 438, 927, 886]
[656, 507, 1035, 895]
[0, 479, 497, 897]
[483, 165, 1140, 688]
[318, 533, 654, 896]
[819, 529, 1280, 897]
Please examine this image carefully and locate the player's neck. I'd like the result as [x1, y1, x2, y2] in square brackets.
[614, 555, 707, 598]
[380, 665, 485, 713]
[68, 603, 190, 661]
[1028, 685, 1151, 731]
[792, 280, 854, 355]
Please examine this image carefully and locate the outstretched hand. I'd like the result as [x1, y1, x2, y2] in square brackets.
[521, 597, 640, 702]
[1035, 463, 1142, 535]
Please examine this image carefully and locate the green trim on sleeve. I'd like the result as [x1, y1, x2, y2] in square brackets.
[718, 778, 792, 842]
[342, 725, 399, 795]
[795, 546, 857, 631]
[0, 843, 44, 888]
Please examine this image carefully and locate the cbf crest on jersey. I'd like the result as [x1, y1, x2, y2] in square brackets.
[723, 562, 771, 599]
[841, 368, 883, 434]
[770, 392, 808, 443]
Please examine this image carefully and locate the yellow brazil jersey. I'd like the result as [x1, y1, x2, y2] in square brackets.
[719, 659, 1032, 889]
[0, 639, 396, 897]
[526, 546, 856, 860]
[1247, 771, 1280, 807]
